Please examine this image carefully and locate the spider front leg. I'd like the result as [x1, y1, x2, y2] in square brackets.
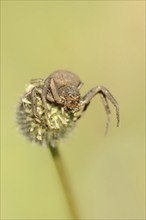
[41, 77, 63, 129]
[78, 85, 120, 133]
[31, 86, 54, 128]
[31, 87, 43, 120]
[49, 78, 63, 104]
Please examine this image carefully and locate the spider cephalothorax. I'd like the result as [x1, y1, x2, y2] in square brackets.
[58, 86, 81, 112]
[17, 70, 120, 147]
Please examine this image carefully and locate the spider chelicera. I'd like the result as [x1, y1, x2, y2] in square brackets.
[23, 70, 120, 135]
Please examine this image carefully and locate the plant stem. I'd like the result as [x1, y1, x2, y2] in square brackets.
[49, 146, 79, 220]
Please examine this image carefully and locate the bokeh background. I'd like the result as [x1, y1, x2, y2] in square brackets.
[1, 1, 145, 219]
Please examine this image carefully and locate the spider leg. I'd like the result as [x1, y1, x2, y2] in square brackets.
[30, 78, 44, 85]
[42, 78, 52, 110]
[42, 78, 59, 129]
[22, 91, 31, 102]
[76, 101, 91, 120]
[31, 86, 53, 129]
[41, 92, 56, 129]
[31, 87, 42, 119]
[50, 78, 62, 104]
[80, 85, 120, 129]
[99, 93, 111, 135]
[42, 77, 55, 103]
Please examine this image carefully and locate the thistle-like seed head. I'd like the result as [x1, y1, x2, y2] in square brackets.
[16, 82, 77, 148]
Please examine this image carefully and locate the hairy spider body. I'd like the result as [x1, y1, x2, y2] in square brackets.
[17, 70, 120, 147]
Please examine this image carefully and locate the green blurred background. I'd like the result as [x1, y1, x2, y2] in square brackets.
[1, 1, 145, 219]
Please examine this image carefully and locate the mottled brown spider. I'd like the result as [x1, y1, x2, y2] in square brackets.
[26, 70, 120, 135]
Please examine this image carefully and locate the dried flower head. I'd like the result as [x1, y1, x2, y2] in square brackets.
[16, 81, 77, 148]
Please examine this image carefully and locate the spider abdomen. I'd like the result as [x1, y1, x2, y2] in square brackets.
[49, 70, 82, 89]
